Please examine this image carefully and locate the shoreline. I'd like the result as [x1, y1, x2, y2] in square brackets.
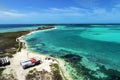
[1, 25, 120, 80]
[16, 27, 72, 80]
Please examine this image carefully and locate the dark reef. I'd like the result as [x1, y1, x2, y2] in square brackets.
[61, 54, 82, 63]
[99, 65, 120, 80]
[60, 53, 120, 80]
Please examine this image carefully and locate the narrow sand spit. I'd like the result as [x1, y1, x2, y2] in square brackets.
[3, 27, 72, 80]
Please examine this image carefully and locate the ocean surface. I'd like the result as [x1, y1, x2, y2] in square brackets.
[1, 24, 120, 80]
[0, 24, 40, 33]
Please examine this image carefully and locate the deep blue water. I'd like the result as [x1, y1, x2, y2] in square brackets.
[0, 24, 40, 33]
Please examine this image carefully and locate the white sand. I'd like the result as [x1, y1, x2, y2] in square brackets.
[3, 27, 72, 80]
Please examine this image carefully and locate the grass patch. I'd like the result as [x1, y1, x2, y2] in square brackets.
[17, 42, 23, 52]
[0, 69, 4, 75]
[52, 64, 63, 80]
[53, 64, 60, 73]
[0, 31, 29, 57]
[29, 68, 36, 73]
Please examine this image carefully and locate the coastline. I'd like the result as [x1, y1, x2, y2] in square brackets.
[11, 27, 72, 80]
[1, 25, 120, 80]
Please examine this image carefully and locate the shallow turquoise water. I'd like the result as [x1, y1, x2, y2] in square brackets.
[24, 25, 120, 80]
[80, 27, 120, 43]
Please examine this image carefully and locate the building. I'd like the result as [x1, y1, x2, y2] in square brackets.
[0, 56, 10, 66]
[20, 57, 41, 69]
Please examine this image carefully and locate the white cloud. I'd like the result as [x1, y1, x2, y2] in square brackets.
[0, 6, 118, 19]
[45, 7, 91, 16]
[0, 10, 27, 17]
[0, 6, 120, 23]
[49, 7, 81, 12]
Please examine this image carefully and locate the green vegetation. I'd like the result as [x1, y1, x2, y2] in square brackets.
[17, 42, 23, 52]
[27, 64, 64, 80]
[53, 64, 60, 73]
[52, 64, 63, 80]
[41, 24, 55, 26]
[0, 69, 4, 75]
[29, 69, 34, 73]
[0, 26, 55, 57]
[29, 68, 37, 73]
[0, 31, 29, 57]
[26, 69, 52, 80]
[37, 26, 54, 30]
[0, 73, 17, 80]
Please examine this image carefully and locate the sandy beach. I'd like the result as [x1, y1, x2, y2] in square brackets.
[3, 27, 72, 80]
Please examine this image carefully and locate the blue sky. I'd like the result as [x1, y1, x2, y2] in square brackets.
[0, 0, 120, 24]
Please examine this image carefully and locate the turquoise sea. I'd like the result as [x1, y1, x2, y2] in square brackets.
[24, 24, 120, 80]
[0, 24, 120, 80]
